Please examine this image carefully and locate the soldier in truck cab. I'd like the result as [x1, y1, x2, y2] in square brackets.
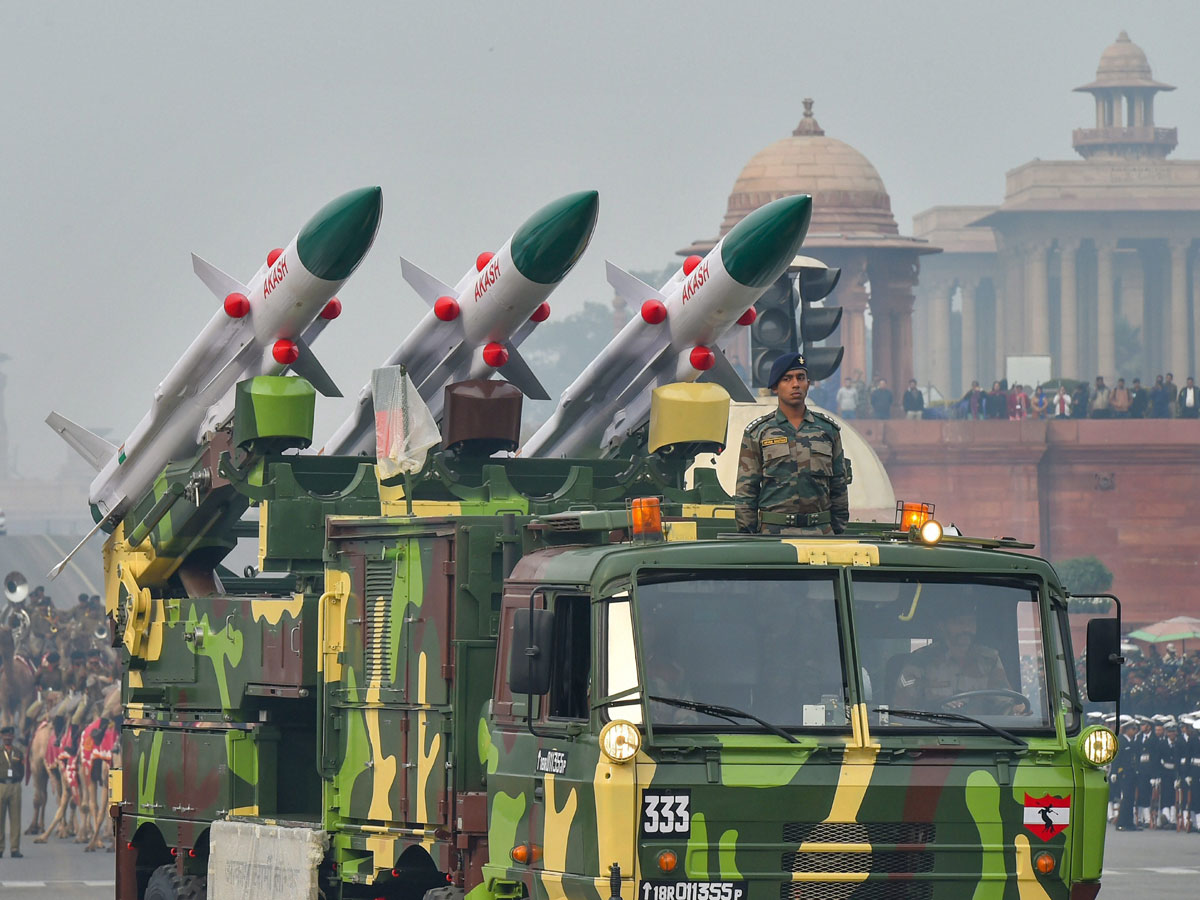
[891, 605, 1016, 713]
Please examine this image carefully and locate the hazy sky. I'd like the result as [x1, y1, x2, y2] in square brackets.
[4, 2, 1198, 480]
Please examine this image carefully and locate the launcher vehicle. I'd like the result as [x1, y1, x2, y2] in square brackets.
[102, 375, 1120, 900]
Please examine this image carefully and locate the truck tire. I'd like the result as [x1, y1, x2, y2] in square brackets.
[145, 864, 208, 900]
[422, 887, 465, 900]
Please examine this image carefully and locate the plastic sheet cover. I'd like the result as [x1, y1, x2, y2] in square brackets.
[372, 365, 441, 480]
[208, 818, 328, 899]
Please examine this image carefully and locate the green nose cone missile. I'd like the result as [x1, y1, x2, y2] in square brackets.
[297, 186, 384, 282]
[511, 190, 600, 285]
[720, 194, 812, 288]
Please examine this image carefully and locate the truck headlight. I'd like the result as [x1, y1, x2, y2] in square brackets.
[1080, 726, 1117, 766]
[600, 720, 641, 763]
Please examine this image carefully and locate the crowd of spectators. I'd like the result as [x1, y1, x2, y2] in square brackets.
[819, 369, 1200, 420]
[1077, 643, 1200, 716]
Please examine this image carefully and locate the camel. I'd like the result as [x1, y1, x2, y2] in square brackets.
[23, 690, 63, 835]
[80, 685, 120, 851]
[0, 626, 35, 729]
[33, 693, 86, 843]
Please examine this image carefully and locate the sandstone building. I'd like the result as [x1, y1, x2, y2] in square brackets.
[914, 32, 1200, 396]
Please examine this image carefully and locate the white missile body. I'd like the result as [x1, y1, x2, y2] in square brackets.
[48, 187, 383, 544]
[522, 194, 813, 458]
[323, 190, 599, 455]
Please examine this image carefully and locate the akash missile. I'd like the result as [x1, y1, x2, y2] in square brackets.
[322, 190, 598, 455]
[46, 186, 383, 571]
[521, 194, 812, 458]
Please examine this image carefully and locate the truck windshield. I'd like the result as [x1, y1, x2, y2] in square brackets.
[607, 571, 850, 730]
[850, 572, 1055, 732]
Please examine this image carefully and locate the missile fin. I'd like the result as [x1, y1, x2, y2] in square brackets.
[400, 257, 457, 305]
[497, 344, 550, 400]
[45, 412, 117, 471]
[416, 342, 472, 400]
[605, 261, 666, 305]
[288, 337, 343, 397]
[509, 317, 538, 349]
[698, 345, 756, 402]
[192, 253, 249, 298]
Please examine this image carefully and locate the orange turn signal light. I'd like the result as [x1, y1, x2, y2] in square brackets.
[510, 843, 542, 865]
[657, 850, 678, 873]
[632, 497, 663, 536]
[1035, 852, 1055, 874]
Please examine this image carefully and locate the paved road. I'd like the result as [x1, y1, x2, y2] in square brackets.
[1102, 822, 1200, 894]
[0, 782, 1195, 899]
[0, 775, 112, 897]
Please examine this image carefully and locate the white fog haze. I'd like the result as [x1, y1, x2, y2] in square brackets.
[3, 1, 1197, 487]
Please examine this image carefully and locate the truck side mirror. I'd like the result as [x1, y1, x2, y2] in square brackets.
[509, 607, 554, 696]
[1086, 617, 1122, 703]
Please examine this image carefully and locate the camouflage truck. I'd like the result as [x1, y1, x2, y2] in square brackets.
[107, 377, 1123, 900]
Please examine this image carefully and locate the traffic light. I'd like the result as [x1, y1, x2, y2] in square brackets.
[749, 273, 798, 388]
[749, 257, 844, 387]
[795, 256, 844, 382]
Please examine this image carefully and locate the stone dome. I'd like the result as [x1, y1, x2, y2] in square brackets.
[1077, 31, 1173, 91]
[715, 99, 898, 240]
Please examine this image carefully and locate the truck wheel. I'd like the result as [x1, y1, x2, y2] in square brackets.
[422, 887, 465, 900]
[145, 864, 208, 900]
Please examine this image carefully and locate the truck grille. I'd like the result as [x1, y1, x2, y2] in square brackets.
[782, 823, 936, 845]
[780, 883, 932, 900]
[783, 851, 933, 874]
[780, 822, 935, 899]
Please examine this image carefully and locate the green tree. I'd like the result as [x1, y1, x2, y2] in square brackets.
[1055, 556, 1114, 613]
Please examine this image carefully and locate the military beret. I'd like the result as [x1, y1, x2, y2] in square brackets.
[45, 651, 60, 664]
[767, 352, 807, 389]
[0, 726, 13, 736]
[70, 651, 85, 662]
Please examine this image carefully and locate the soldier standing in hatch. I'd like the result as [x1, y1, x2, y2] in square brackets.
[735, 352, 849, 535]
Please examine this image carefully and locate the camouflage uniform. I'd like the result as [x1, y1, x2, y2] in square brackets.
[734, 407, 849, 534]
[892, 641, 1012, 709]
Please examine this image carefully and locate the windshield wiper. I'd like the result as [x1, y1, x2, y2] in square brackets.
[875, 707, 1028, 748]
[650, 695, 800, 743]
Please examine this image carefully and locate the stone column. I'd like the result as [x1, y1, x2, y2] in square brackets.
[1193, 254, 1200, 377]
[1059, 240, 1079, 379]
[868, 255, 919, 413]
[840, 256, 870, 385]
[1169, 238, 1190, 375]
[995, 255, 1008, 376]
[960, 279, 977, 395]
[996, 248, 1023, 378]
[1096, 240, 1116, 380]
[929, 279, 953, 394]
[1026, 241, 1050, 355]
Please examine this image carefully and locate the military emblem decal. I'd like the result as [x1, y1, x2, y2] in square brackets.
[1023, 793, 1070, 840]
[640, 789, 691, 836]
